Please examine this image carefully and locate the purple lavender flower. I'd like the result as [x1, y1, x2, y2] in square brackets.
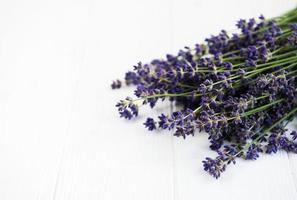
[144, 118, 157, 131]
[113, 8, 297, 178]
[111, 79, 122, 89]
[202, 157, 226, 179]
[205, 30, 229, 55]
[291, 131, 297, 140]
[116, 97, 138, 120]
[245, 144, 262, 160]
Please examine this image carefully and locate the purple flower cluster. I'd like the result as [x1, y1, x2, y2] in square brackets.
[116, 97, 138, 120]
[112, 7, 297, 178]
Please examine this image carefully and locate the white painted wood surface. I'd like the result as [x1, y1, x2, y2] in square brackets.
[0, 0, 297, 199]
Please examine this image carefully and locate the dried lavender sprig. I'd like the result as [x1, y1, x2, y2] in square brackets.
[113, 7, 297, 179]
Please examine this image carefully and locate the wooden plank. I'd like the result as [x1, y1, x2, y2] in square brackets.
[0, 1, 90, 199]
[53, 0, 175, 199]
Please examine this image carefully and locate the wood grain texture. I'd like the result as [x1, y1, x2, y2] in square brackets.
[0, 0, 297, 200]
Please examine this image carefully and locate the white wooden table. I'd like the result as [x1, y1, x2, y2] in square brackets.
[1, 0, 297, 199]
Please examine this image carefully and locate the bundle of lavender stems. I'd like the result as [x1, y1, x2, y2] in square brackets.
[112, 7, 297, 178]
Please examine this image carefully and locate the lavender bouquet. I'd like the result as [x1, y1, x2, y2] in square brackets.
[112, 7, 297, 178]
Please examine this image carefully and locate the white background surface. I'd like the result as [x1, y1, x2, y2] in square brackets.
[1, 0, 297, 199]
